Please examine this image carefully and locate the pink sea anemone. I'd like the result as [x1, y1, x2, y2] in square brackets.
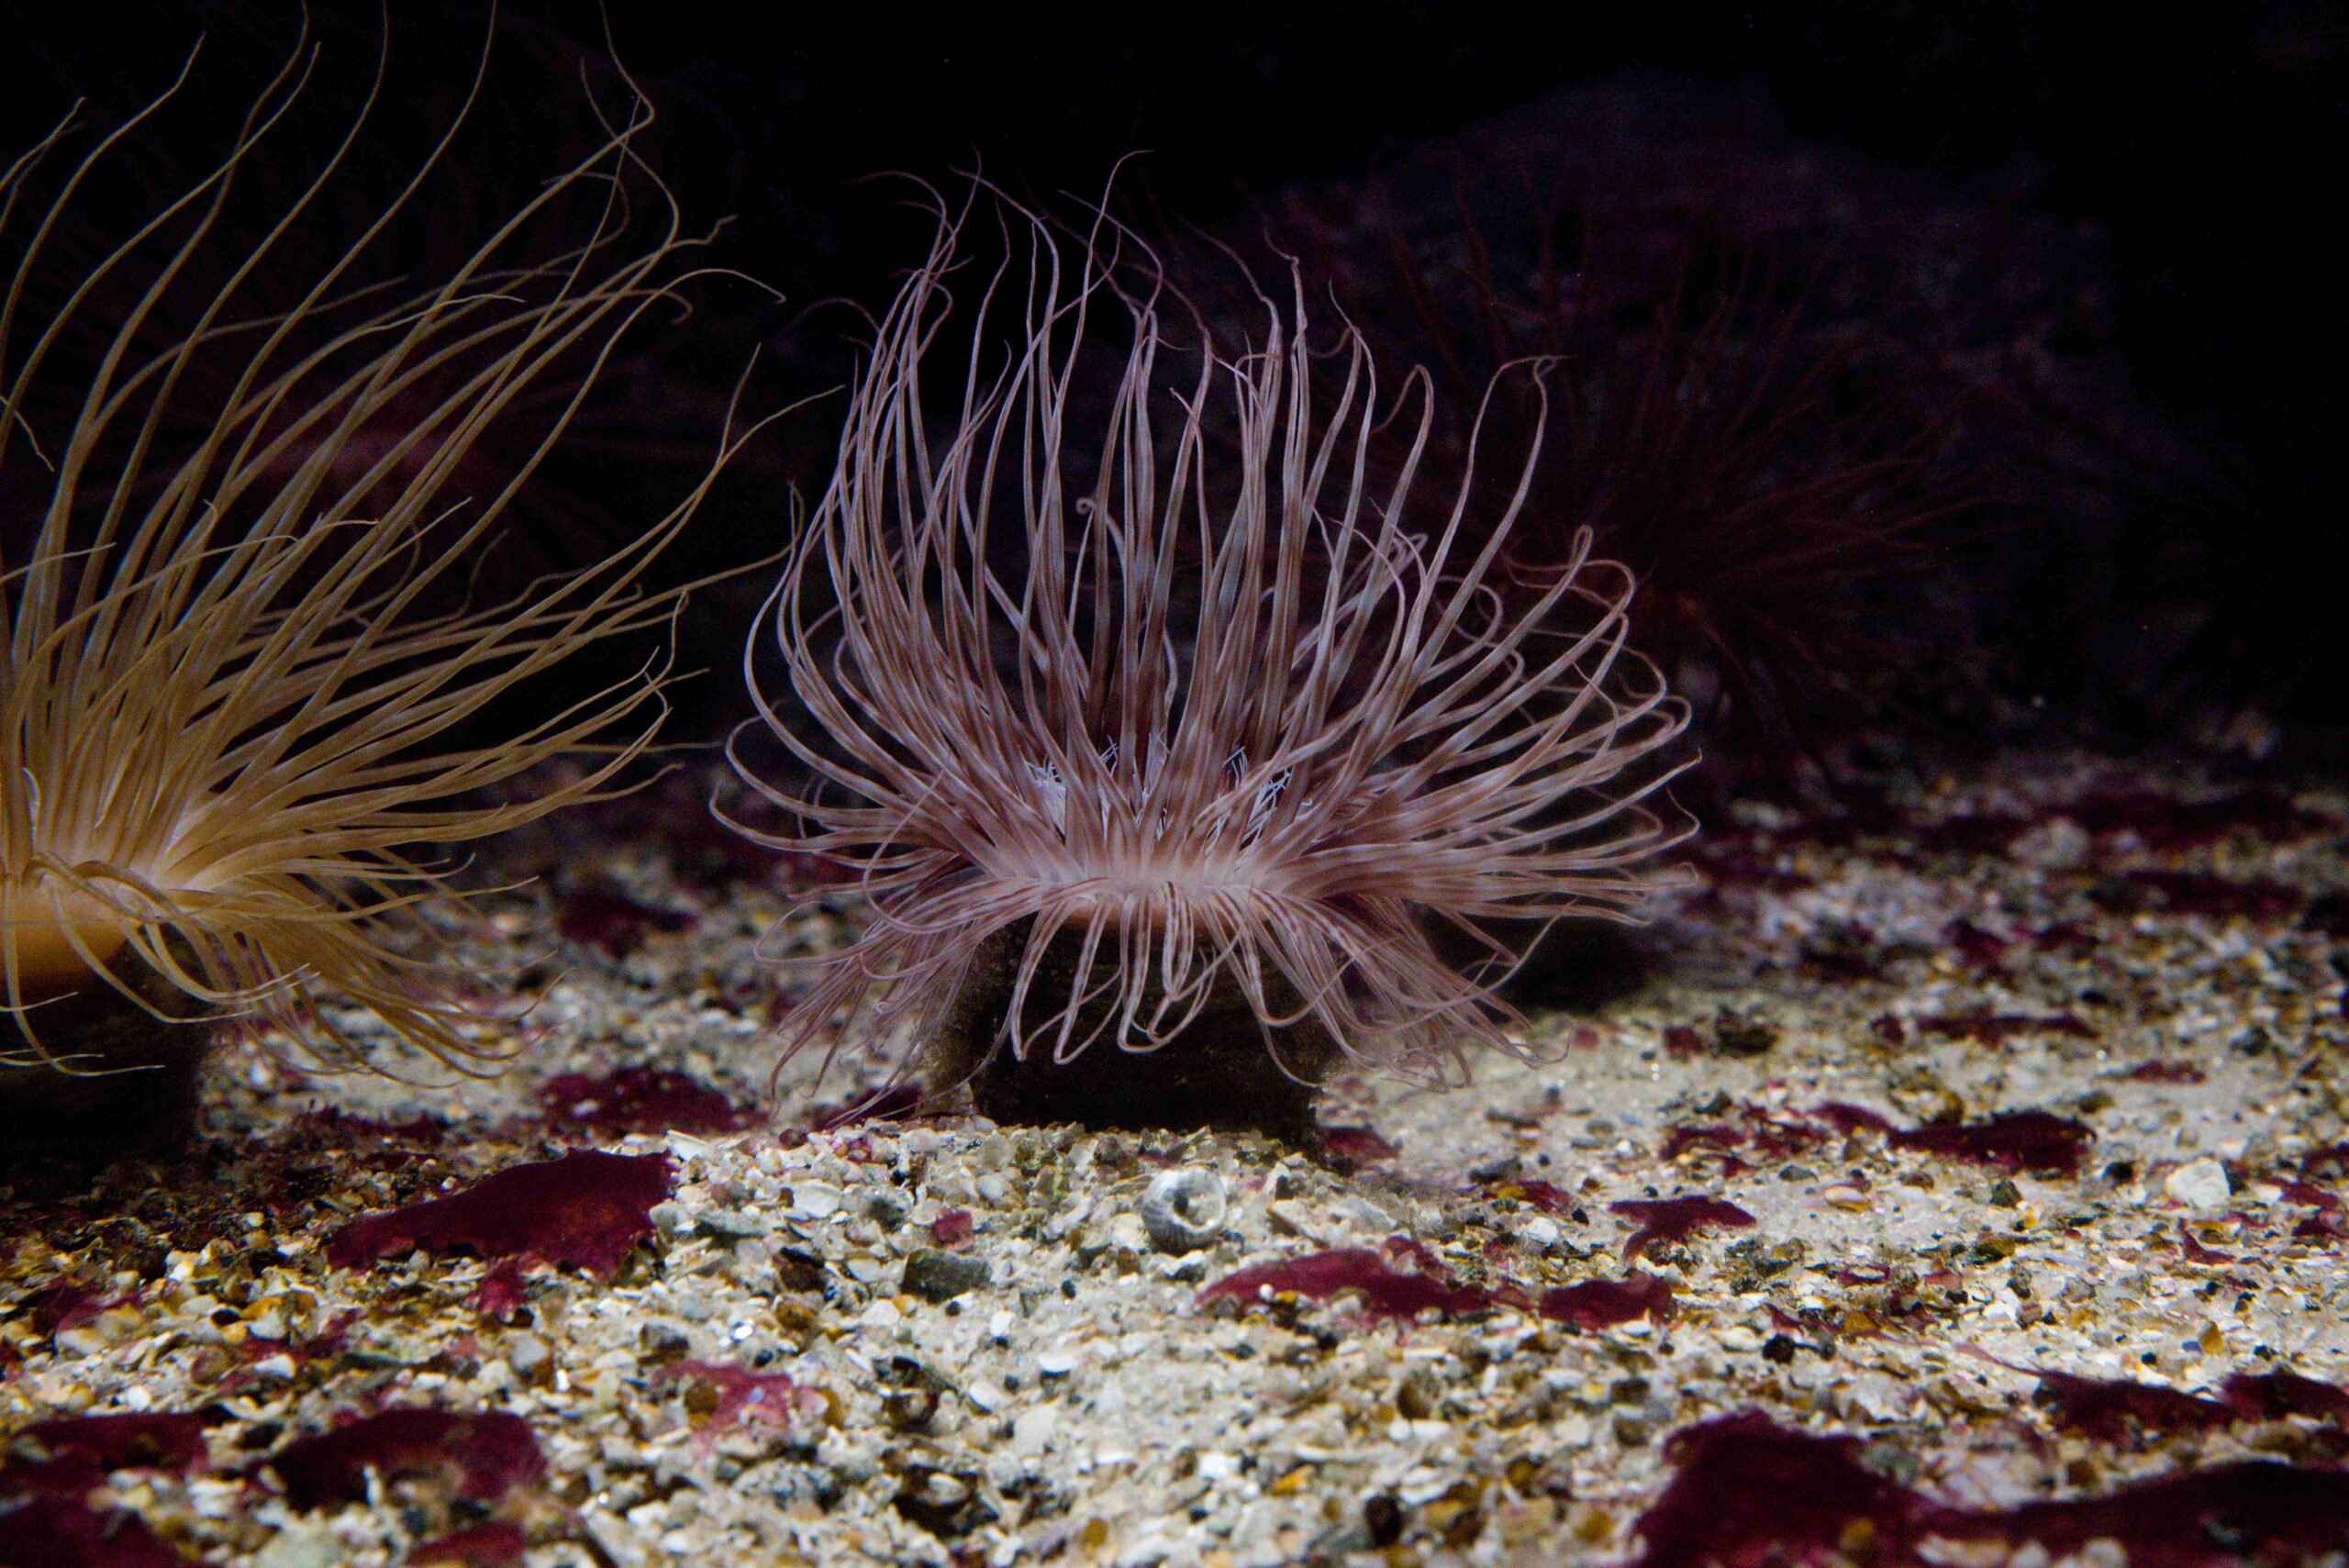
[734, 195, 1689, 1136]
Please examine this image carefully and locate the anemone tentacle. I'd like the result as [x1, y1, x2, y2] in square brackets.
[740, 193, 1691, 1092]
[1, 31, 759, 1075]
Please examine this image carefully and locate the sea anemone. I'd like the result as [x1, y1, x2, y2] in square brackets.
[7, 9, 781, 647]
[1203, 107, 1983, 781]
[1314, 224, 1963, 777]
[0, 39, 749, 1144]
[734, 197, 1689, 1140]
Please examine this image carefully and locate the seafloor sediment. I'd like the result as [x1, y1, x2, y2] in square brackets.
[4, 750, 2347, 1567]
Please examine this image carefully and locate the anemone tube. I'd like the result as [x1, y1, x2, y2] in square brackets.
[736, 196, 1691, 1138]
[0, 38, 760, 1145]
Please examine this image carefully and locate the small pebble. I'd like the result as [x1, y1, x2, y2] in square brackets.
[2165, 1157, 2232, 1210]
[788, 1182, 844, 1219]
[903, 1250, 992, 1303]
[696, 1209, 765, 1239]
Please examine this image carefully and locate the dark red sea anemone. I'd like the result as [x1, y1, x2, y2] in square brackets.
[1158, 81, 2040, 784]
[1245, 194, 1969, 778]
[732, 195, 1689, 1139]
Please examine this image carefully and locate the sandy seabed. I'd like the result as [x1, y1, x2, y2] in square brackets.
[6, 750, 2348, 1567]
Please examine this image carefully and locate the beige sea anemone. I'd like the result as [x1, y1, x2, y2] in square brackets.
[735, 196, 1690, 1138]
[0, 37, 753, 1129]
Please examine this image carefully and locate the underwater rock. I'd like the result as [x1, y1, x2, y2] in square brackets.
[901, 1249, 991, 1304]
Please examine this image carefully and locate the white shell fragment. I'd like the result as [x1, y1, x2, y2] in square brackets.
[1140, 1167, 1227, 1252]
[2165, 1156, 2232, 1210]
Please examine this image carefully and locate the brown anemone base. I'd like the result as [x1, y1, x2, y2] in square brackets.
[1, 950, 216, 1158]
[929, 921, 1337, 1149]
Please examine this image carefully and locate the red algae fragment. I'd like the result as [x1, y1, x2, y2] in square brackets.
[1659, 1123, 1749, 1165]
[269, 1407, 546, 1511]
[1687, 832, 1816, 894]
[2296, 1213, 2347, 1242]
[1628, 1411, 2349, 1568]
[1383, 1235, 1446, 1276]
[2303, 891, 2349, 940]
[2093, 870, 2306, 921]
[2032, 1370, 2235, 1440]
[1664, 1104, 1846, 1169]
[2176, 1220, 2237, 1265]
[0, 1410, 212, 1564]
[1812, 1101, 1895, 1134]
[2221, 1370, 2349, 1423]
[1539, 1272, 1675, 1330]
[1510, 1180, 1575, 1214]
[1887, 1109, 2093, 1174]
[1943, 917, 2011, 967]
[325, 1151, 673, 1277]
[1321, 1125, 1399, 1163]
[409, 1521, 528, 1567]
[1701, 1100, 2088, 1176]
[1917, 809, 2032, 854]
[2006, 1362, 2349, 1437]
[557, 881, 696, 957]
[8, 1413, 207, 1492]
[16, 1281, 115, 1338]
[538, 1066, 759, 1137]
[1661, 1023, 1705, 1059]
[655, 1360, 828, 1445]
[2301, 1142, 2349, 1178]
[1625, 1413, 1922, 1568]
[0, 1495, 181, 1568]
[1478, 1173, 1576, 1213]
[1197, 1247, 1493, 1322]
[2034, 919, 2100, 954]
[2130, 1060, 2209, 1084]
[298, 1106, 448, 1146]
[2065, 788, 2328, 849]
[1915, 1010, 2095, 1044]
[929, 1208, 974, 1247]
[1610, 1196, 1755, 1260]
[472, 1259, 530, 1320]
[2280, 1178, 2342, 1217]
[217, 1310, 358, 1396]
[1946, 1462, 2349, 1566]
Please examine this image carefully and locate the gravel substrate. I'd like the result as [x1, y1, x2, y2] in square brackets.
[6, 751, 2348, 1567]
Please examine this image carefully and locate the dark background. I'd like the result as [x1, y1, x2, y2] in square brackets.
[7, 1, 2345, 769]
